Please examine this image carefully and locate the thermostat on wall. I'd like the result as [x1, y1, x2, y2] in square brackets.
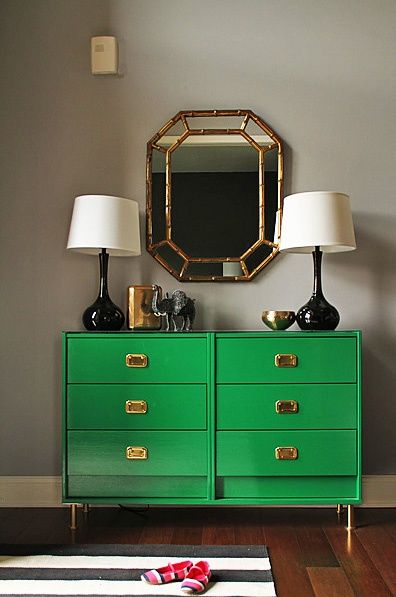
[91, 36, 118, 75]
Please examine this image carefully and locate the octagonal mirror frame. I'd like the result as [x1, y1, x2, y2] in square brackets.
[146, 109, 283, 281]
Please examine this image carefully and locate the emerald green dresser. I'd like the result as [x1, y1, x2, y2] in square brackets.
[62, 330, 361, 528]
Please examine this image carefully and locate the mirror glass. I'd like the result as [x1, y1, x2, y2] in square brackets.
[147, 110, 283, 281]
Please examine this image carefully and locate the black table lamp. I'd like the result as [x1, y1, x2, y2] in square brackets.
[67, 194, 141, 330]
[279, 191, 356, 330]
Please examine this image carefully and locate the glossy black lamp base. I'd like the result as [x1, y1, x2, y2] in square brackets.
[82, 249, 125, 331]
[296, 296, 340, 331]
[296, 246, 340, 331]
[82, 297, 125, 331]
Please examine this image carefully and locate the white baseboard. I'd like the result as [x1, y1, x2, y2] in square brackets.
[0, 475, 395, 507]
[361, 475, 396, 507]
[0, 476, 62, 507]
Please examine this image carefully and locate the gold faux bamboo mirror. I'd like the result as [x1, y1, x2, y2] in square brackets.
[146, 109, 283, 281]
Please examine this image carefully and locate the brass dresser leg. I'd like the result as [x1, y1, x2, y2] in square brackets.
[337, 504, 343, 515]
[346, 505, 355, 530]
[70, 504, 78, 530]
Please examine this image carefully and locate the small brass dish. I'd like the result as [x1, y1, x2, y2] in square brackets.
[262, 310, 296, 331]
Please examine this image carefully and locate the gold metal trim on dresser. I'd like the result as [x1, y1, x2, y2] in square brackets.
[125, 400, 148, 414]
[126, 446, 148, 460]
[125, 354, 148, 368]
[275, 400, 299, 414]
[275, 447, 298, 460]
[275, 353, 298, 368]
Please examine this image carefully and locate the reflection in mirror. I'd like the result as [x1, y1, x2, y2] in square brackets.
[156, 243, 185, 275]
[245, 119, 274, 144]
[182, 261, 244, 280]
[222, 262, 244, 277]
[185, 115, 245, 130]
[150, 149, 166, 244]
[147, 110, 283, 282]
[245, 244, 273, 276]
[264, 147, 278, 241]
[171, 138, 259, 258]
[155, 121, 186, 147]
[185, 262, 223, 278]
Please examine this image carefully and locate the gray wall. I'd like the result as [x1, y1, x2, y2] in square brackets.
[1, 0, 395, 476]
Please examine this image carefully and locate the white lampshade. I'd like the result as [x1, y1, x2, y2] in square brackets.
[67, 195, 141, 256]
[279, 191, 356, 254]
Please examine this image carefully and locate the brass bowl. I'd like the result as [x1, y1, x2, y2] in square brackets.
[262, 310, 296, 331]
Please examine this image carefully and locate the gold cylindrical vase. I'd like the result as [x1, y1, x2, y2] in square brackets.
[127, 285, 162, 330]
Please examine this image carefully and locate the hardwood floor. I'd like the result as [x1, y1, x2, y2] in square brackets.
[1, 506, 395, 596]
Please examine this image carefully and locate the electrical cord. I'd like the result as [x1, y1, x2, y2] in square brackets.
[118, 504, 150, 518]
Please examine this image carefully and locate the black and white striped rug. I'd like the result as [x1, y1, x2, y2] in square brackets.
[0, 544, 276, 596]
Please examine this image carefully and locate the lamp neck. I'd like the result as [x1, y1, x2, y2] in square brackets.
[312, 246, 324, 298]
[98, 248, 109, 298]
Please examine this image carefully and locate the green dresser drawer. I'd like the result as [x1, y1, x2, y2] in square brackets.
[68, 384, 206, 430]
[216, 476, 360, 501]
[217, 430, 357, 476]
[217, 384, 356, 430]
[67, 336, 207, 383]
[68, 431, 207, 476]
[67, 475, 207, 499]
[216, 336, 357, 383]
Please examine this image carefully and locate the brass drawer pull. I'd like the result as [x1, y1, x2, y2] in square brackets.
[275, 353, 298, 368]
[276, 400, 298, 414]
[126, 446, 148, 460]
[126, 353, 148, 368]
[125, 400, 147, 414]
[275, 447, 298, 460]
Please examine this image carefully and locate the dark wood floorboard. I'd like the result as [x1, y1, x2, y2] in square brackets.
[295, 526, 339, 567]
[171, 524, 203, 545]
[324, 525, 393, 596]
[1, 507, 396, 597]
[307, 566, 355, 597]
[0, 507, 43, 542]
[264, 526, 315, 597]
[202, 521, 236, 544]
[356, 524, 396, 594]
[235, 522, 267, 546]
[385, 518, 396, 543]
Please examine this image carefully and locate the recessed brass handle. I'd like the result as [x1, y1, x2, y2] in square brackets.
[125, 400, 147, 414]
[275, 400, 298, 414]
[126, 446, 148, 460]
[275, 447, 298, 460]
[275, 353, 298, 368]
[126, 353, 148, 368]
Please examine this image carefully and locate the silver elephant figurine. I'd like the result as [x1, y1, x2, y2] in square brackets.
[151, 285, 196, 331]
